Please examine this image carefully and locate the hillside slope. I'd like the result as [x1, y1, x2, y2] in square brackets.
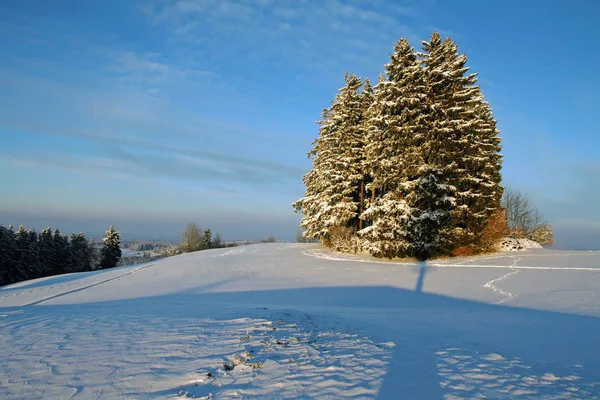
[1, 244, 599, 398]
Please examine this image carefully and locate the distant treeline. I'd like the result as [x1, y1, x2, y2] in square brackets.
[118, 251, 166, 267]
[0, 224, 122, 287]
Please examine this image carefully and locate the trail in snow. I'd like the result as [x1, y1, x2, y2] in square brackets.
[483, 257, 521, 303]
[0, 263, 155, 307]
[302, 248, 600, 271]
[25, 263, 156, 306]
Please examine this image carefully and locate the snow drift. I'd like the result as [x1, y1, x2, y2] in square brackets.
[498, 237, 544, 251]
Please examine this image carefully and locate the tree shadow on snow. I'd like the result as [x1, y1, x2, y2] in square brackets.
[415, 261, 428, 292]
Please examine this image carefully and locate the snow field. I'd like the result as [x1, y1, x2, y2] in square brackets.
[1, 243, 599, 398]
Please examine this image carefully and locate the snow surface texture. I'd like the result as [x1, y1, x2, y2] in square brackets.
[1, 243, 599, 399]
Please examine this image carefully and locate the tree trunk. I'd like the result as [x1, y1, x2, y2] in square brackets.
[359, 179, 365, 230]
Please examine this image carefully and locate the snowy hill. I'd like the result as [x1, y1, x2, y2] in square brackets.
[1, 244, 600, 399]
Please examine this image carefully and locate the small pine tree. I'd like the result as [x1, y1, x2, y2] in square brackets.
[202, 229, 213, 249]
[99, 226, 122, 269]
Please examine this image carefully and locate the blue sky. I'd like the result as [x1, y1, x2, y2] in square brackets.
[1, 0, 599, 248]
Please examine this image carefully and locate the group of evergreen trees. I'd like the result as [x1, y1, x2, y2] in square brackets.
[0, 224, 122, 287]
[294, 32, 503, 260]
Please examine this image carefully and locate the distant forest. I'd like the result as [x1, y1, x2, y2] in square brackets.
[0, 222, 234, 287]
[0, 225, 121, 287]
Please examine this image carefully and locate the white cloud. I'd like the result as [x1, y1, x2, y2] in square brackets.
[114, 51, 169, 73]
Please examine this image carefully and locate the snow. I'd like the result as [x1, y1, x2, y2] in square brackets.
[1, 243, 600, 398]
[498, 237, 544, 251]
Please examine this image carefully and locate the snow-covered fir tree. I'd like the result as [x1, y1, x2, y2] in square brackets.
[360, 38, 430, 257]
[420, 32, 503, 249]
[293, 72, 371, 244]
[99, 226, 122, 269]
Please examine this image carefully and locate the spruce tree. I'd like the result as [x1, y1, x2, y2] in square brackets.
[52, 229, 70, 275]
[38, 227, 54, 277]
[70, 233, 92, 272]
[28, 230, 41, 279]
[15, 225, 36, 281]
[420, 32, 502, 249]
[99, 226, 122, 269]
[202, 229, 213, 249]
[404, 168, 454, 260]
[360, 38, 429, 257]
[293, 72, 368, 243]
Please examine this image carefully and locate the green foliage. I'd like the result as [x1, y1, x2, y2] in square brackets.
[404, 169, 454, 260]
[202, 229, 213, 249]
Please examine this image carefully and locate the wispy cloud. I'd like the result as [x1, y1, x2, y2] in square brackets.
[142, 0, 423, 80]
[1, 121, 305, 185]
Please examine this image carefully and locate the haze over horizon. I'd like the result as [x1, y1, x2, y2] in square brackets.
[1, 0, 599, 249]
